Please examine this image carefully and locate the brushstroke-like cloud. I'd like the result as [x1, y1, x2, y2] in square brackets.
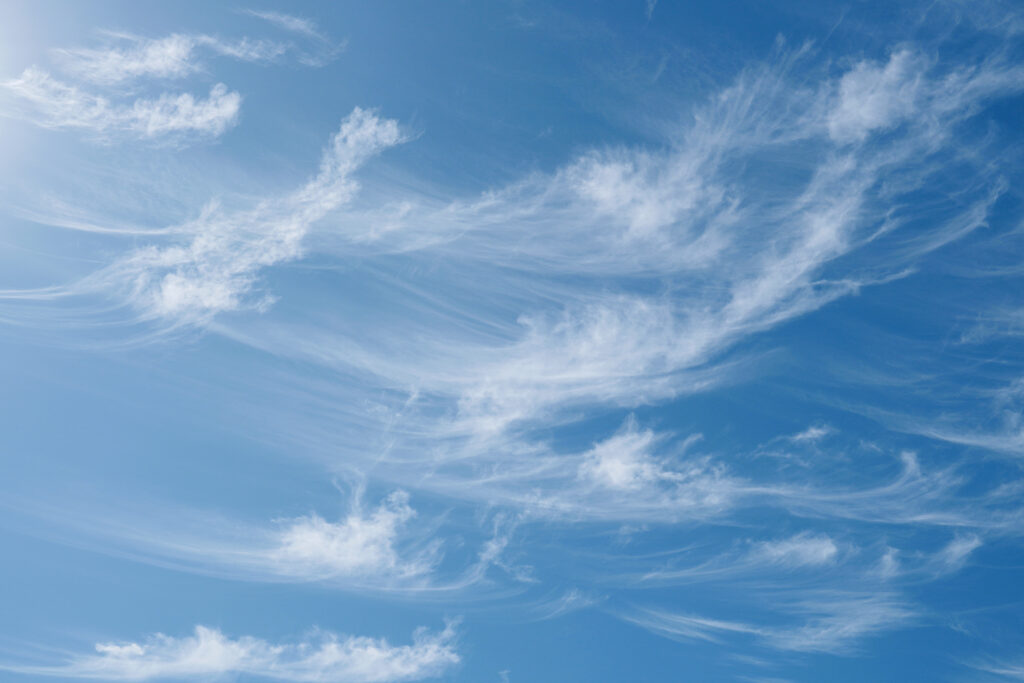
[78, 107, 403, 324]
[55, 32, 286, 85]
[749, 533, 839, 568]
[2, 68, 240, 139]
[244, 10, 326, 41]
[625, 594, 914, 655]
[4, 623, 459, 682]
[1, 24, 332, 142]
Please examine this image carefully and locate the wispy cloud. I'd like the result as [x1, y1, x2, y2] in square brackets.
[55, 32, 286, 85]
[212, 44, 1024, 485]
[827, 50, 927, 143]
[0, 485, 524, 599]
[1, 24, 334, 142]
[39, 107, 403, 325]
[761, 594, 915, 654]
[893, 376, 1024, 457]
[749, 533, 839, 568]
[3, 623, 459, 682]
[788, 425, 833, 443]
[3, 9, 1023, 675]
[577, 418, 672, 490]
[624, 593, 914, 655]
[871, 534, 986, 581]
[529, 588, 603, 620]
[969, 658, 1024, 681]
[244, 10, 326, 41]
[242, 10, 341, 66]
[934, 534, 983, 572]
[634, 529, 846, 586]
[2, 68, 240, 139]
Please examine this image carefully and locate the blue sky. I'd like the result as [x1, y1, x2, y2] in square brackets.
[0, 1, 1023, 681]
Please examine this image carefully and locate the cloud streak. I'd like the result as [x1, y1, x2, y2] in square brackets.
[93, 107, 403, 324]
[54, 32, 286, 85]
[1, 24, 333, 142]
[0, 107, 403, 326]
[2, 68, 241, 139]
[3, 623, 459, 682]
[624, 593, 914, 655]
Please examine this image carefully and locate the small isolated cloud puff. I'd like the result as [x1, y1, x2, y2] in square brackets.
[578, 419, 664, 489]
[6, 623, 459, 682]
[936, 533, 982, 570]
[2, 68, 240, 139]
[789, 425, 833, 443]
[273, 491, 431, 579]
[749, 533, 839, 568]
[876, 547, 901, 579]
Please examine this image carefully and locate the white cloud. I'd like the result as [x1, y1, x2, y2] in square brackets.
[3, 11, 1023, 676]
[451, 297, 694, 436]
[876, 547, 900, 579]
[55, 33, 286, 85]
[2, 68, 240, 139]
[626, 594, 913, 655]
[273, 491, 432, 579]
[59, 33, 197, 82]
[6, 32, 1023, 537]
[971, 658, 1024, 681]
[6, 623, 459, 682]
[578, 419, 664, 489]
[531, 588, 602, 620]
[566, 147, 715, 238]
[245, 10, 326, 40]
[749, 533, 838, 567]
[638, 529, 846, 585]
[1, 26, 337, 142]
[769, 451, 988, 526]
[240, 10, 340, 66]
[789, 425, 832, 443]
[896, 374, 1024, 458]
[870, 535, 981, 581]
[935, 534, 982, 570]
[828, 50, 926, 143]
[84, 107, 402, 323]
[17, 487, 450, 591]
[763, 594, 914, 654]
[622, 609, 759, 644]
